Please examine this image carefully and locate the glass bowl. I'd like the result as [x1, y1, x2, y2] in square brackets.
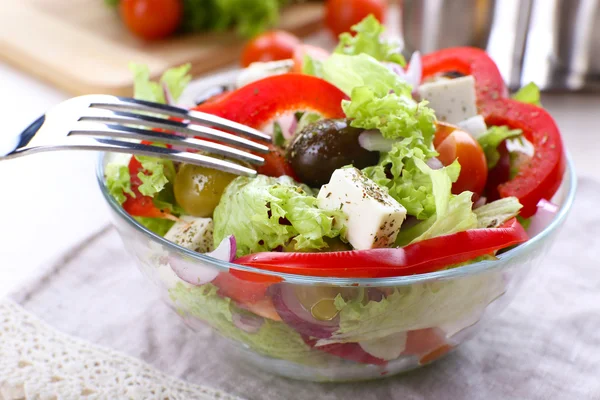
[96, 150, 576, 382]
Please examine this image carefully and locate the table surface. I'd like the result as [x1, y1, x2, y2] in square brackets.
[0, 53, 599, 298]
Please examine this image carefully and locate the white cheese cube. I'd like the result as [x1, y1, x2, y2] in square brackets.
[236, 59, 294, 88]
[418, 75, 478, 124]
[164, 216, 214, 253]
[317, 168, 407, 250]
[457, 115, 488, 139]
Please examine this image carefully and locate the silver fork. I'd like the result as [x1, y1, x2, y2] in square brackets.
[0, 95, 271, 176]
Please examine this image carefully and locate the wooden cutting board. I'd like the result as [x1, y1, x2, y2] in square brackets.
[0, 0, 324, 96]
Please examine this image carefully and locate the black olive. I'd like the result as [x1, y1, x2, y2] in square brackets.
[286, 119, 379, 187]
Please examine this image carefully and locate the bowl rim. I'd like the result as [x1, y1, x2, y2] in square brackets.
[96, 151, 576, 287]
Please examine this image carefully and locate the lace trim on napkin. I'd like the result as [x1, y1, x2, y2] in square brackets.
[0, 299, 243, 400]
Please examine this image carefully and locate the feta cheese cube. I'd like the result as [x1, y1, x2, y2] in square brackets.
[418, 76, 478, 124]
[317, 168, 407, 250]
[164, 216, 214, 253]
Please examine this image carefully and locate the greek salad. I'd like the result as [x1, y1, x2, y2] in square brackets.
[105, 16, 566, 368]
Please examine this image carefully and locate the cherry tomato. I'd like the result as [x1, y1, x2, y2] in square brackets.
[434, 122, 488, 195]
[241, 31, 301, 67]
[292, 44, 330, 73]
[325, 0, 387, 38]
[120, 0, 182, 41]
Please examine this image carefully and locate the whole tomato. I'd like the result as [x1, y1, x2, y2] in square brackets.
[325, 0, 387, 38]
[120, 0, 182, 40]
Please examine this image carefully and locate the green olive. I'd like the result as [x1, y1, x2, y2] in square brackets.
[174, 164, 235, 217]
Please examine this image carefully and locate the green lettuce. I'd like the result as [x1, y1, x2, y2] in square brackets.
[134, 217, 175, 236]
[512, 82, 541, 106]
[322, 53, 412, 98]
[325, 272, 506, 343]
[302, 55, 324, 77]
[343, 86, 436, 143]
[334, 15, 405, 66]
[170, 283, 320, 364]
[211, 0, 282, 37]
[363, 138, 448, 219]
[474, 197, 523, 228]
[105, 164, 135, 205]
[135, 156, 176, 197]
[213, 176, 345, 257]
[478, 126, 522, 168]
[129, 63, 192, 104]
[395, 191, 478, 246]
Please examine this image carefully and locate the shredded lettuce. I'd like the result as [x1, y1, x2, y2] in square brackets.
[129, 63, 191, 104]
[213, 176, 345, 257]
[334, 15, 405, 66]
[105, 164, 135, 205]
[169, 283, 323, 364]
[512, 82, 542, 106]
[326, 272, 506, 343]
[474, 197, 523, 228]
[302, 54, 324, 77]
[478, 126, 523, 168]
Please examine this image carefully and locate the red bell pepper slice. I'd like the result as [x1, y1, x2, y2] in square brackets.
[422, 47, 566, 217]
[233, 218, 527, 280]
[193, 73, 347, 130]
[122, 156, 174, 219]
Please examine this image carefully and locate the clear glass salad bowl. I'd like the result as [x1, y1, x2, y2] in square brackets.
[96, 152, 576, 382]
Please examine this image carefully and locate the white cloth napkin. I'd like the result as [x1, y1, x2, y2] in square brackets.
[5, 176, 600, 400]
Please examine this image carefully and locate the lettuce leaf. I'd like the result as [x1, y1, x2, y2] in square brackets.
[105, 164, 135, 205]
[323, 53, 411, 97]
[326, 272, 506, 343]
[213, 176, 345, 257]
[395, 191, 478, 246]
[474, 197, 523, 228]
[129, 63, 191, 104]
[135, 156, 176, 197]
[169, 283, 321, 364]
[477, 126, 522, 168]
[302, 54, 324, 77]
[334, 15, 405, 66]
[512, 82, 541, 106]
[363, 138, 447, 219]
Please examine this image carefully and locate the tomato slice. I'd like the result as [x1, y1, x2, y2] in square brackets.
[434, 122, 488, 195]
[422, 47, 566, 217]
[241, 31, 301, 68]
[234, 218, 527, 280]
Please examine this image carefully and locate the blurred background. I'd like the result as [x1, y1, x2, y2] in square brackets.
[1, 0, 598, 97]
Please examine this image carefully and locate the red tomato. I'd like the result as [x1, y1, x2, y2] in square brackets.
[241, 31, 301, 67]
[292, 44, 330, 73]
[120, 0, 182, 41]
[325, 0, 387, 38]
[403, 328, 454, 365]
[122, 156, 174, 219]
[434, 122, 488, 196]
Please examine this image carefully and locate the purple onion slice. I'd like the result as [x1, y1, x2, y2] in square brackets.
[170, 236, 236, 286]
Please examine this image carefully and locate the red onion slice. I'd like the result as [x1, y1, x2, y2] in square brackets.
[162, 81, 176, 106]
[426, 157, 443, 170]
[384, 51, 422, 89]
[270, 285, 339, 339]
[232, 311, 265, 333]
[527, 199, 559, 237]
[170, 236, 236, 286]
